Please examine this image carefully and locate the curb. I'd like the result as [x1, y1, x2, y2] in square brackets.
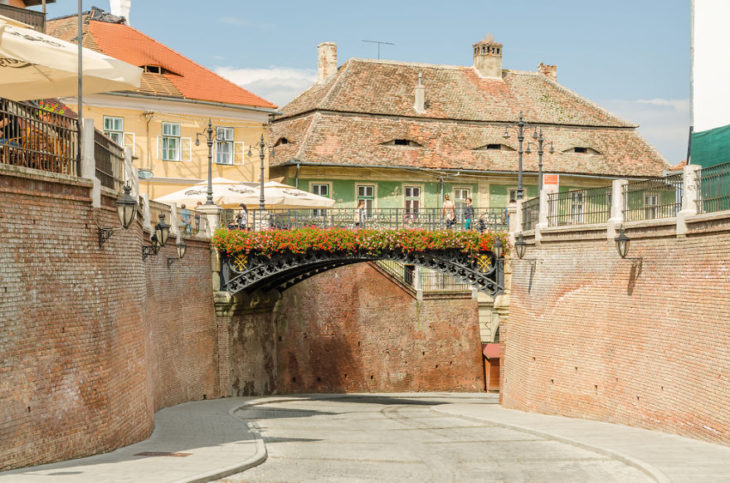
[431, 405, 671, 483]
[177, 403, 268, 483]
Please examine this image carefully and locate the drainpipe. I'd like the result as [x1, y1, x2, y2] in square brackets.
[295, 162, 300, 189]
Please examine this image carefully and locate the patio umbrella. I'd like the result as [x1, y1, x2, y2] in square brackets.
[0, 16, 142, 101]
[155, 180, 335, 210]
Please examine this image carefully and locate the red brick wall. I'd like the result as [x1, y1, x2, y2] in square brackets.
[0, 167, 217, 470]
[275, 263, 484, 393]
[502, 221, 730, 444]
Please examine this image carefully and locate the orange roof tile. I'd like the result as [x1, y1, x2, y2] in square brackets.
[47, 15, 275, 109]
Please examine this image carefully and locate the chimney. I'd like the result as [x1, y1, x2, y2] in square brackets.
[414, 73, 425, 114]
[109, 0, 131, 25]
[538, 62, 557, 81]
[472, 34, 502, 79]
[317, 42, 337, 83]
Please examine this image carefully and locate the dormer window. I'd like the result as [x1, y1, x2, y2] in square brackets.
[474, 143, 515, 152]
[564, 147, 601, 155]
[142, 65, 178, 75]
[382, 139, 423, 147]
[274, 137, 290, 147]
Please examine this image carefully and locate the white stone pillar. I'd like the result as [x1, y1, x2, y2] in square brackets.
[677, 164, 702, 235]
[140, 193, 153, 232]
[535, 184, 558, 245]
[123, 147, 138, 197]
[507, 202, 519, 244]
[607, 179, 627, 240]
[80, 118, 100, 208]
[168, 202, 179, 237]
[197, 203, 220, 239]
[414, 266, 423, 301]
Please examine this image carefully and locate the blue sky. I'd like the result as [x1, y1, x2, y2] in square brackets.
[43, 0, 689, 163]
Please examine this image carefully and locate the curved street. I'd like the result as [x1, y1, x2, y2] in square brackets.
[221, 395, 650, 483]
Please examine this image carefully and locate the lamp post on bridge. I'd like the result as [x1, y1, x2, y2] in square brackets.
[502, 112, 528, 201]
[526, 128, 554, 200]
[195, 119, 215, 205]
[248, 134, 274, 212]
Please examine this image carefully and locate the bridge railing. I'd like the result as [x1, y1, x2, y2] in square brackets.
[696, 160, 730, 214]
[623, 174, 683, 222]
[222, 207, 508, 232]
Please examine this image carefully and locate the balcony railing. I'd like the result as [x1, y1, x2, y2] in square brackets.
[375, 260, 472, 293]
[0, 4, 46, 31]
[697, 161, 730, 214]
[221, 207, 509, 232]
[547, 186, 612, 227]
[623, 174, 683, 222]
[94, 130, 125, 191]
[1, 97, 78, 176]
[521, 197, 540, 231]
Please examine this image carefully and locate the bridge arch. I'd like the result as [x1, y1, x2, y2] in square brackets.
[221, 249, 503, 296]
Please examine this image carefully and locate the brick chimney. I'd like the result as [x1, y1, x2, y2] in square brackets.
[472, 34, 502, 79]
[538, 62, 557, 81]
[317, 42, 337, 83]
[414, 73, 425, 114]
[109, 0, 131, 24]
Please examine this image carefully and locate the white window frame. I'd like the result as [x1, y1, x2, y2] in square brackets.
[160, 122, 181, 161]
[310, 181, 332, 217]
[355, 183, 377, 217]
[453, 186, 472, 218]
[215, 127, 235, 165]
[644, 192, 659, 220]
[403, 184, 424, 218]
[122, 132, 135, 155]
[103, 116, 124, 146]
[571, 191, 585, 223]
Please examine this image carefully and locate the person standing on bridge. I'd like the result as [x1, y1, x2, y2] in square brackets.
[236, 204, 248, 230]
[442, 194, 456, 229]
[355, 199, 366, 228]
[464, 197, 475, 230]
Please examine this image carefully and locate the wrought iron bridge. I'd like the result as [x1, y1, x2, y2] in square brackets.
[219, 208, 507, 297]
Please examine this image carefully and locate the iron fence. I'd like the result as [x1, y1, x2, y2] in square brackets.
[94, 130, 124, 191]
[547, 186, 611, 227]
[375, 260, 471, 292]
[1, 97, 79, 176]
[697, 161, 730, 214]
[0, 4, 46, 31]
[221, 207, 508, 232]
[521, 197, 540, 231]
[623, 174, 683, 222]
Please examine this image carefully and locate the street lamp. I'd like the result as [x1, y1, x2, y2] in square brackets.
[195, 119, 215, 205]
[502, 111, 528, 201]
[525, 128, 554, 200]
[514, 233, 527, 259]
[98, 184, 139, 248]
[154, 213, 171, 248]
[167, 239, 187, 267]
[248, 134, 274, 211]
[615, 227, 630, 259]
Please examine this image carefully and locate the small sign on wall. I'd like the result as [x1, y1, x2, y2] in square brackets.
[543, 174, 559, 186]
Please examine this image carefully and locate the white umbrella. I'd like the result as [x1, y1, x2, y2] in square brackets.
[155, 180, 335, 210]
[0, 16, 142, 101]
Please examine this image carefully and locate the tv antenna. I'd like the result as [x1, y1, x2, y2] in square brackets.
[362, 40, 395, 60]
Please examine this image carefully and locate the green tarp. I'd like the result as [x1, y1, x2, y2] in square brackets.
[691, 124, 730, 168]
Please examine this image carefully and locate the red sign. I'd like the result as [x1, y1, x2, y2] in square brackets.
[543, 174, 559, 185]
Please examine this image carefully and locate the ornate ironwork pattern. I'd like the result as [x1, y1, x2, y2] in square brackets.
[221, 249, 504, 296]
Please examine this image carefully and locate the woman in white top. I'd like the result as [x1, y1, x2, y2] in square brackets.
[442, 194, 456, 229]
[354, 200, 366, 227]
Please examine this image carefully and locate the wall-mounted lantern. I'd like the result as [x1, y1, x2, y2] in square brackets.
[615, 227, 630, 259]
[154, 214, 171, 248]
[98, 184, 139, 248]
[167, 239, 187, 267]
[492, 236, 503, 259]
[515, 233, 527, 259]
[142, 234, 160, 261]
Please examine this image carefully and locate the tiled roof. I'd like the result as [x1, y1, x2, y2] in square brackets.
[272, 112, 668, 177]
[272, 58, 669, 177]
[47, 14, 276, 109]
[281, 59, 633, 127]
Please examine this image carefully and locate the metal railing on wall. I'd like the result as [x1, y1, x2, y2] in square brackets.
[0, 4, 46, 31]
[547, 186, 611, 227]
[221, 207, 509, 232]
[697, 161, 730, 214]
[521, 197, 540, 231]
[375, 260, 471, 292]
[0, 97, 79, 176]
[94, 130, 125, 191]
[623, 174, 683, 222]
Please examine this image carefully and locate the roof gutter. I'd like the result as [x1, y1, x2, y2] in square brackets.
[106, 91, 281, 114]
[275, 159, 656, 181]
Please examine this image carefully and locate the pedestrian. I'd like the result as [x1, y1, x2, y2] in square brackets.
[193, 201, 202, 234]
[464, 197, 475, 230]
[180, 204, 192, 235]
[354, 200, 366, 228]
[236, 203, 248, 230]
[442, 194, 456, 229]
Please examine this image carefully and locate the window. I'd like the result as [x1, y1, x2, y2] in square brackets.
[454, 188, 470, 214]
[103, 116, 123, 145]
[161, 122, 180, 161]
[644, 193, 658, 220]
[571, 191, 585, 223]
[574, 147, 587, 153]
[382, 139, 423, 147]
[312, 183, 329, 217]
[404, 186, 420, 218]
[486, 144, 501, 150]
[563, 147, 601, 155]
[509, 189, 518, 203]
[216, 127, 234, 165]
[357, 185, 375, 216]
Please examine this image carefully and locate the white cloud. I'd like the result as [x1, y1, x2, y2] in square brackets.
[215, 66, 317, 108]
[219, 16, 249, 27]
[601, 98, 690, 165]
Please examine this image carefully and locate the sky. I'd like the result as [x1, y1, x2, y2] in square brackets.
[42, 0, 689, 163]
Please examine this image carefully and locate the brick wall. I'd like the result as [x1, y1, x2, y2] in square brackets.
[502, 218, 730, 444]
[275, 263, 484, 393]
[0, 166, 217, 470]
